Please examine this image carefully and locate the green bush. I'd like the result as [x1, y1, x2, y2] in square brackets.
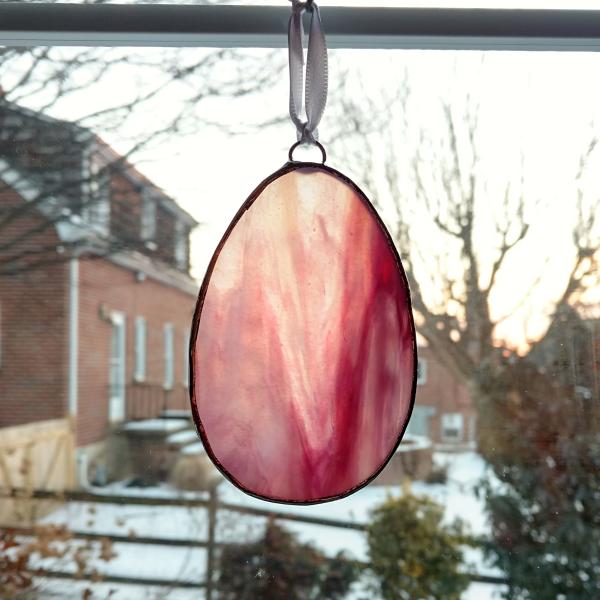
[476, 353, 600, 599]
[217, 520, 359, 600]
[366, 492, 469, 600]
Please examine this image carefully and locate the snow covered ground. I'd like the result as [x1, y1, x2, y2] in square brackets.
[31, 451, 506, 599]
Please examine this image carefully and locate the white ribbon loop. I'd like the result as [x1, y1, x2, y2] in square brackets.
[288, 0, 328, 147]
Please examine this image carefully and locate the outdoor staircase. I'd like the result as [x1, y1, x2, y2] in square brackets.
[121, 409, 205, 482]
[164, 419, 204, 455]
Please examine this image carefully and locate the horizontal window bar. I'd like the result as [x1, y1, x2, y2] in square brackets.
[1, 4, 600, 50]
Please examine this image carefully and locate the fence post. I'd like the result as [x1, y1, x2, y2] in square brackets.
[206, 485, 218, 600]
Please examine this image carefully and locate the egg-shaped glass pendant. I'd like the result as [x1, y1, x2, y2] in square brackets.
[190, 162, 416, 504]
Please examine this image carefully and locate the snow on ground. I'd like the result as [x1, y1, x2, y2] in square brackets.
[219, 451, 495, 559]
[33, 451, 503, 599]
[42, 488, 209, 541]
[464, 582, 507, 600]
[32, 580, 203, 600]
[122, 419, 189, 433]
[181, 442, 205, 455]
[415, 451, 492, 536]
[34, 538, 206, 585]
[166, 429, 200, 444]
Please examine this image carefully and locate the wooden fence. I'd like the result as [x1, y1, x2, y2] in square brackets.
[0, 419, 75, 523]
[0, 486, 507, 598]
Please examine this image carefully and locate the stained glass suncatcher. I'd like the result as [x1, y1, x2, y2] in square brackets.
[190, 162, 417, 504]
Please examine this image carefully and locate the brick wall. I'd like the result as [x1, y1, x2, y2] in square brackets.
[77, 258, 197, 446]
[0, 187, 68, 427]
[412, 346, 476, 445]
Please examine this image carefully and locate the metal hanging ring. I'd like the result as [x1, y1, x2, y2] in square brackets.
[288, 140, 327, 164]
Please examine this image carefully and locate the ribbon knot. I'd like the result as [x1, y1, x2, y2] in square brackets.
[288, 0, 328, 148]
[299, 124, 316, 145]
[290, 0, 314, 14]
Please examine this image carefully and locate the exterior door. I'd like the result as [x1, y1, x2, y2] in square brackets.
[109, 312, 126, 422]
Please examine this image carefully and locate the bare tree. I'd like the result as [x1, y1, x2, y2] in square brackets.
[328, 65, 600, 597]
[329, 74, 600, 389]
[0, 33, 285, 276]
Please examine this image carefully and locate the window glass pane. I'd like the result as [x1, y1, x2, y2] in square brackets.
[82, 148, 110, 234]
[1, 43, 599, 600]
[109, 313, 126, 422]
[134, 316, 146, 381]
[406, 404, 434, 436]
[174, 221, 187, 271]
[140, 192, 157, 242]
[164, 322, 174, 389]
[441, 412, 464, 442]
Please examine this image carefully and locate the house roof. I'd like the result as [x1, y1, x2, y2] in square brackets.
[0, 98, 198, 227]
[92, 134, 198, 228]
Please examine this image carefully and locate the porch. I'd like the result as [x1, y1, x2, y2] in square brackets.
[124, 383, 190, 421]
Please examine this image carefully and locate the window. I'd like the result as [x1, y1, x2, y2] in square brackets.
[174, 220, 187, 270]
[441, 413, 464, 443]
[2, 6, 600, 599]
[141, 191, 157, 243]
[406, 405, 435, 437]
[164, 323, 174, 389]
[108, 312, 126, 422]
[82, 150, 110, 234]
[134, 316, 146, 382]
[417, 359, 427, 385]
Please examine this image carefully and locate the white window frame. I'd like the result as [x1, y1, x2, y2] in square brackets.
[441, 412, 464, 443]
[1, 6, 598, 52]
[183, 329, 190, 387]
[134, 316, 147, 382]
[164, 322, 174, 390]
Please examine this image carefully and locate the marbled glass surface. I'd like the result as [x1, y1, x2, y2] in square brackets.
[191, 165, 416, 503]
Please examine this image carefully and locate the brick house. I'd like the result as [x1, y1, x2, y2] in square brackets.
[408, 345, 477, 447]
[529, 303, 600, 400]
[0, 100, 198, 484]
